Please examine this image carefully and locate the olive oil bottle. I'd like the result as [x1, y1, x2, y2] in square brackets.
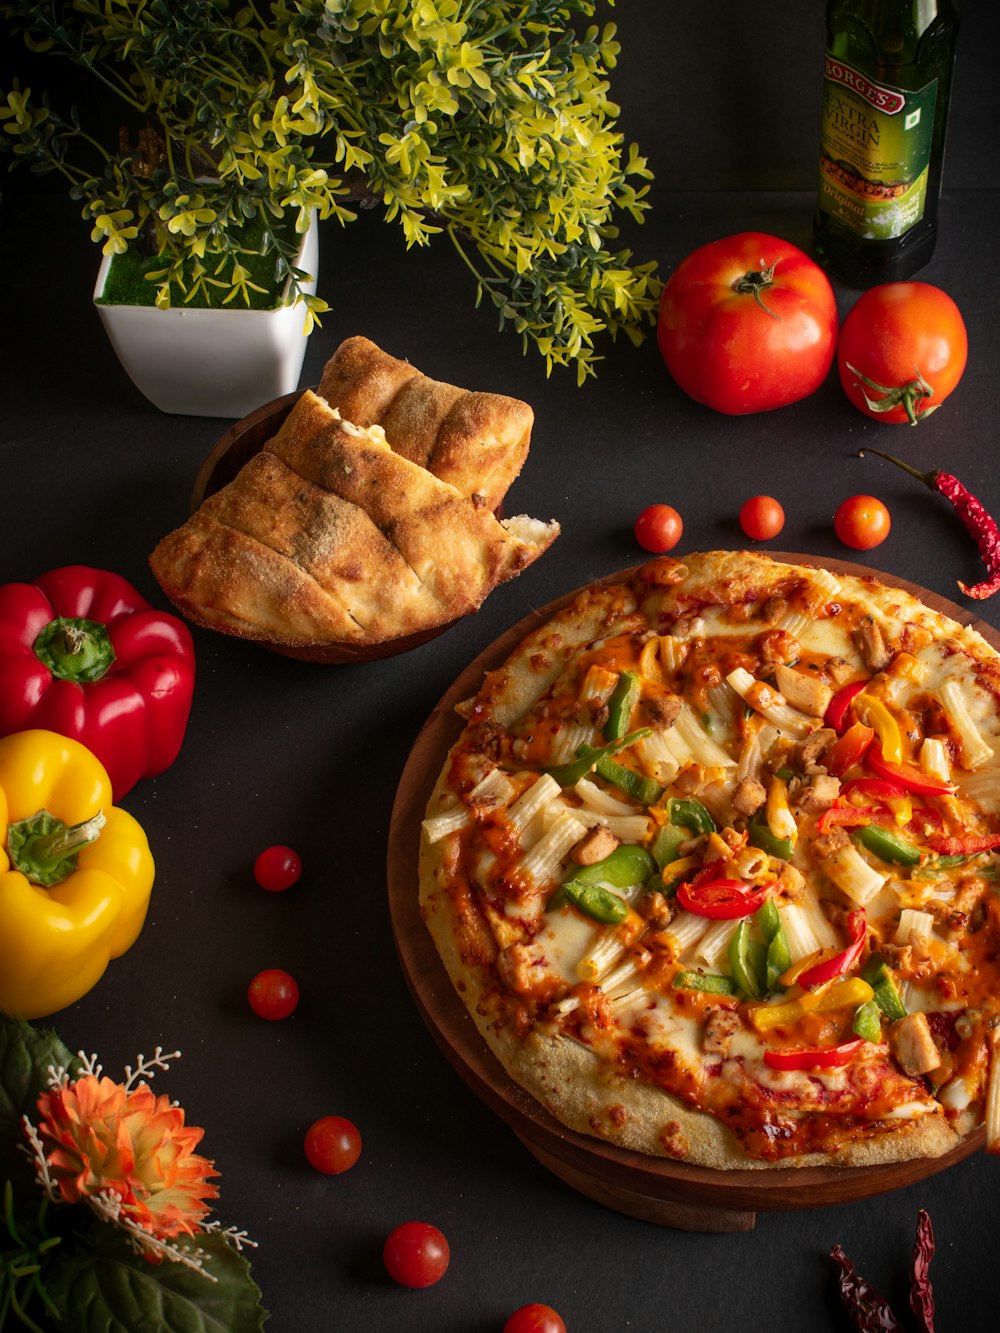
[814, 0, 959, 287]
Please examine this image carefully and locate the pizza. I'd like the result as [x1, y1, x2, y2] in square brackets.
[418, 551, 1000, 1169]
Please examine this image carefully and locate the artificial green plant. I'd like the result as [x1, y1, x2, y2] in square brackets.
[0, 0, 661, 379]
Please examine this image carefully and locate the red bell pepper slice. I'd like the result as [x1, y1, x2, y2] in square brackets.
[824, 722, 875, 777]
[816, 803, 882, 834]
[824, 680, 867, 735]
[927, 832, 1000, 856]
[796, 909, 867, 989]
[763, 1038, 865, 1071]
[865, 745, 957, 796]
[0, 566, 195, 801]
[676, 877, 770, 920]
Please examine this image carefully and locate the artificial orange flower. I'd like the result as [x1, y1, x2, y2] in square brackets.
[34, 1072, 219, 1244]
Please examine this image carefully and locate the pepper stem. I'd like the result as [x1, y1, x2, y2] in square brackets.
[732, 259, 781, 320]
[845, 361, 937, 426]
[856, 446, 937, 491]
[6, 809, 106, 888]
[33, 617, 116, 684]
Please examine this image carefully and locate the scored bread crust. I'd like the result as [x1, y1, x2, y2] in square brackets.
[317, 335, 533, 513]
[150, 371, 556, 648]
[418, 551, 998, 1169]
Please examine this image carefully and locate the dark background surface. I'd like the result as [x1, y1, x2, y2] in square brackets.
[2, 3, 1000, 1331]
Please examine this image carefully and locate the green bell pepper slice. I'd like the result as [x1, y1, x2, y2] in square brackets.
[558, 880, 629, 924]
[748, 810, 794, 861]
[551, 844, 656, 923]
[861, 955, 908, 1022]
[603, 671, 641, 741]
[545, 727, 651, 788]
[668, 797, 716, 836]
[673, 970, 735, 996]
[728, 919, 765, 1000]
[853, 825, 922, 866]
[756, 899, 790, 992]
[650, 823, 687, 870]
[852, 999, 883, 1042]
[584, 749, 663, 806]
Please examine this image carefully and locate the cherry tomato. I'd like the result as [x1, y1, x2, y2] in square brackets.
[634, 504, 683, 553]
[254, 844, 302, 892]
[504, 1304, 567, 1333]
[838, 282, 967, 425]
[382, 1221, 450, 1288]
[739, 495, 785, 541]
[657, 232, 837, 414]
[304, 1116, 361, 1175]
[833, 494, 891, 550]
[247, 968, 299, 1020]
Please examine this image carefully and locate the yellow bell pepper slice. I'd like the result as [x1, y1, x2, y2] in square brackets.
[748, 977, 875, 1031]
[766, 776, 798, 848]
[853, 695, 903, 766]
[0, 729, 155, 1020]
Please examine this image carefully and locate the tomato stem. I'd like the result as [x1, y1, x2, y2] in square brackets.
[845, 361, 936, 426]
[732, 260, 780, 320]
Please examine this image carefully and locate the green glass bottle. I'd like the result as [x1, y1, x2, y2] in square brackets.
[814, 0, 959, 287]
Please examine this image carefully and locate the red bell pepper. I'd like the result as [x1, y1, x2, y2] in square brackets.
[927, 832, 1000, 856]
[866, 746, 957, 796]
[763, 1038, 864, 1071]
[824, 722, 875, 777]
[0, 566, 195, 801]
[796, 909, 867, 989]
[824, 680, 867, 735]
[676, 877, 771, 920]
[816, 803, 880, 834]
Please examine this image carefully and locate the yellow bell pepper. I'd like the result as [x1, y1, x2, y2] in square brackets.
[747, 977, 875, 1031]
[0, 729, 154, 1020]
[853, 694, 903, 766]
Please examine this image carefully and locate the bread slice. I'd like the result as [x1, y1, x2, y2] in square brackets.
[317, 336, 533, 513]
[150, 391, 558, 649]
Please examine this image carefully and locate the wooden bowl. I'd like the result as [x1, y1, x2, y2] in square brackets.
[188, 389, 490, 664]
[387, 556, 998, 1232]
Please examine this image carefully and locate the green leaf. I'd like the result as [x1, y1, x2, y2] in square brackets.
[0, 1017, 80, 1192]
[46, 1227, 268, 1333]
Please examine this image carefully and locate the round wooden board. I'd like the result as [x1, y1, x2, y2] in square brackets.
[387, 555, 997, 1231]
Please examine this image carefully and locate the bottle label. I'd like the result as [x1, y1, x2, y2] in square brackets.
[818, 55, 937, 241]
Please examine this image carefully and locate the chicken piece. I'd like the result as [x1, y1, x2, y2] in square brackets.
[774, 664, 835, 718]
[798, 727, 837, 773]
[732, 777, 767, 817]
[702, 831, 735, 864]
[890, 1012, 941, 1077]
[637, 890, 673, 928]
[796, 774, 841, 813]
[853, 617, 892, 673]
[570, 824, 621, 866]
[640, 694, 682, 730]
[824, 656, 856, 686]
[703, 1007, 741, 1056]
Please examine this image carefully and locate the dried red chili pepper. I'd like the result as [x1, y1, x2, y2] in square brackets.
[830, 1211, 936, 1333]
[858, 447, 1000, 600]
[909, 1209, 936, 1333]
[830, 1244, 904, 1331]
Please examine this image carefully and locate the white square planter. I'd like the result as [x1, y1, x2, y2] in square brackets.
[93, 217, 319, 418]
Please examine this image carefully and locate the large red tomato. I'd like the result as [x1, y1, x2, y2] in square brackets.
[657, 232, 838, 414]
[837, 282, 967, 425]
